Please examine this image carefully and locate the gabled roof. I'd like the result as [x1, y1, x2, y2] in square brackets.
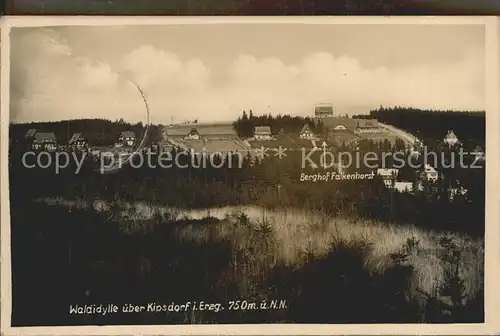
[473, 145, 484, 153]
[120, 131, 136, 138]
[356, 119, 378, 128]
[68, 132, 85, 144]
[322, 117, 358, 132]
[424, 164, 437, 173]
[377, 168, 399, 177]
[254, 126, 271, 134]
[445, 130, 458, 139]
[394, 182, 413, 193]
[25, 128, 37, 138]
[314, 105, 334, 115]
[34, 132, 56, 141]
[300, 124, 313, 134]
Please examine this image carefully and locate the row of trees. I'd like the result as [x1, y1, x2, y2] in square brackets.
[9, 108, 486, 237]
[369, 106, 486, 147]
[9, 134, 485, 237]
[233, 110, 319, 138]
[9, 118, 149, 147]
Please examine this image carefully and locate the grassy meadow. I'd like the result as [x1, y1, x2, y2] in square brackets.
[11, 196, 484, 325]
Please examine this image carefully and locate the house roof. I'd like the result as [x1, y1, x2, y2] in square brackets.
[314, 105, 334, 115]
[254, 126, 271, 134]
[445, 130, 458, 139]
[25, 128, 37, 138]
[356, 119, 378, 128]
[68, 132, 85, 144]
[322, 117, 358, 132]
[424, 164, 437, 173]
[377, 168, 399, 177]
[394, 182, 413, 193]
[34, 132, 56, 141]
[120, 131, 136, 138]
[473, 145, 484, 153]
[300, 124, 313, 134]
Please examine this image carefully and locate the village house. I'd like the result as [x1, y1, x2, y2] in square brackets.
[443, 130, 459, 147]
[376, 168, 399, 188]
[472, 145, 485, 161]
[324, 118, 353, 135]
[422, 164, 439, 182]
[447, 185, 468, 201]
[119, 131, 136, 147]
[186, 128, 200, 140]
[354, 120, 382, 134]
[32, 132, 57, 152]
[21, 128, 37, 150]
[254, 126, 272, 140]
[314, 104, 334, 118]
[394, 181, 414, 193]
[68, 132, 88, 151]
[25, 128, 37, 140]
[299, 124, 314, 139]
[333, 124, 348, 131]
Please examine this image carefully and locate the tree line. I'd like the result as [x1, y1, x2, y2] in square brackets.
[233, 110, 322, 138]
[369, 106, 486, 148]
[9, 118, 149, 147]
[9, 135, 485, 238]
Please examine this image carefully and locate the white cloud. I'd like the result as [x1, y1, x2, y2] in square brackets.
[11, 29, 485, 124]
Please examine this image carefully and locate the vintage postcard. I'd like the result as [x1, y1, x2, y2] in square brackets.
[1, 16, 499, 335]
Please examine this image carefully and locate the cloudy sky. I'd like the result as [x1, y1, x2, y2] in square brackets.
[10, 23, 485, 124]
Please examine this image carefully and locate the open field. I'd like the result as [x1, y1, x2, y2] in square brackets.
[173, 138, 249, 153]
[357, 132, 401, 144]
[249, 134, 321, 149]
[11, 197, 483, 325]
[164, 123, 236, 137]
[328, 132, 361, 145]
[318, 117, 407, 146]
[163, 123, 250, 153]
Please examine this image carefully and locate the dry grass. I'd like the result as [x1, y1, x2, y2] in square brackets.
[36, 196, 484, 309]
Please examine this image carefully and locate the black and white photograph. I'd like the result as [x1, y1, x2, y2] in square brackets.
[1, 17, 499, 335]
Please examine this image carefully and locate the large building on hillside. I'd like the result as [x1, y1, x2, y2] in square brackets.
[320, 118, 359, 146]
[314, 104, 334, 118]
[32, 132, 57, 152]
[354, 120, 384, 134]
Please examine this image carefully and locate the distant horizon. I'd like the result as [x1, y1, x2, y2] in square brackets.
[10, 24, 485, 124]
[8, 106, 487, 126]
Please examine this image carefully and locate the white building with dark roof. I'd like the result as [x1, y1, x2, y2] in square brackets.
[254, 126, 272, 140]
[186, 128, 200, 140]
[444, 130, 459, 147]
[68, 132, 88, 150]
[299, 124, 314, 139]
[314, 104, 334, 118]
[119, 131, 136, 147]
[33, 132, 57, 151]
